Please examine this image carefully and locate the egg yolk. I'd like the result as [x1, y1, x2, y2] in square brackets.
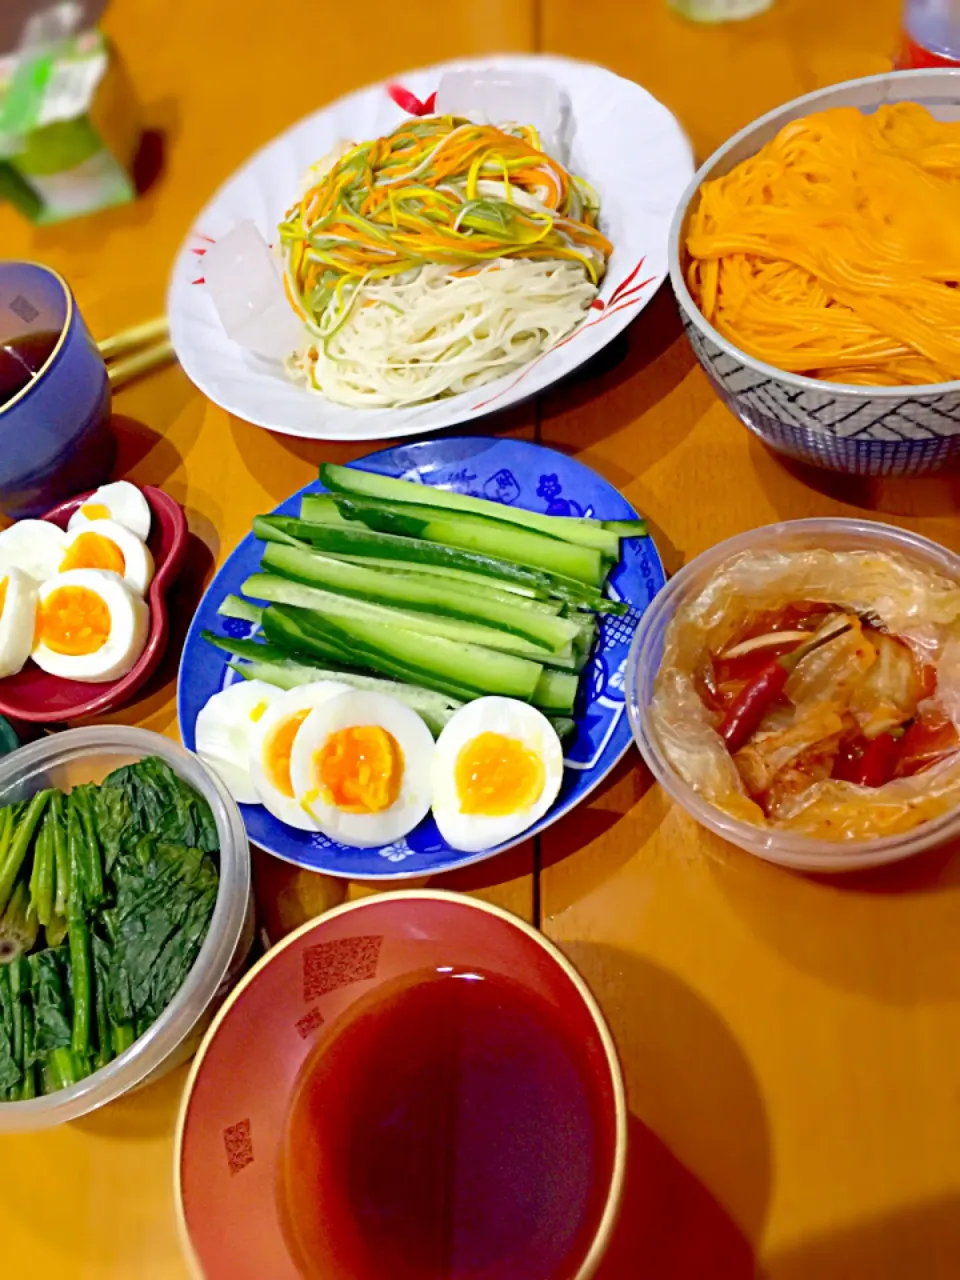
[38, 586, 111, 655]
[80, 502, 111, 521]
[264, 710, 311, 798]
[0, 577, 7, 616]
[61, 532, 125, 576]
[315, 726, 404, 814]
[455, 732, 545, 816]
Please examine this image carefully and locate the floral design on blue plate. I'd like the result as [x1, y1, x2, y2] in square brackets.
[178, 437, 665, 879]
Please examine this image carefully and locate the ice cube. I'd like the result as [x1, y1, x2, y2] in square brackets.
[203, 222, 304, 361]
[435, 69, 569, 163]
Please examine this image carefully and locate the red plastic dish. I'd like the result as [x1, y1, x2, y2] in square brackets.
[0, 485, 187, 723]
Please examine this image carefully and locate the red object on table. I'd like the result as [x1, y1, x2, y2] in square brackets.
[0, 486, 187, 723]
[896, 31, 960, 67]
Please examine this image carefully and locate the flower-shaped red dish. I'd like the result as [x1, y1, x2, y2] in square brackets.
[0, 485, 187, 723]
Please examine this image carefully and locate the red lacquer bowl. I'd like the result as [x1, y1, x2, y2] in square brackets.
[176, 891, 627, 1280]
[0, 485, 187, 723]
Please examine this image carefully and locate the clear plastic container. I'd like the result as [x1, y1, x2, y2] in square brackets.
[0, 726, 252, 1130]
[626, 519, 960, 872]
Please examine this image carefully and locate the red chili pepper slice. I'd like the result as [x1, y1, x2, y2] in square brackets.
[850, 732, 899, 788]
[719, 622, 851, 754]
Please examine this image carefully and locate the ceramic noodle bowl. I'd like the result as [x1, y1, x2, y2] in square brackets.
[669, 69, 960, 478]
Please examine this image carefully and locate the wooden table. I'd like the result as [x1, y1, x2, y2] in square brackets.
[7, 1, 958, 1277]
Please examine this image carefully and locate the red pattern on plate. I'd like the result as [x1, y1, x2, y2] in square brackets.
[387, 83, 437, 116]
[295, 1006, 325, 1038]
[302, 935, 383, 1001]
[0, 486, 187, 723]
[223, 1119, 255, 1175]
[470, 258, 654, 411]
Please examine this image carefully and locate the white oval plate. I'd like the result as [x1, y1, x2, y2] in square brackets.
[167, 54, 693, 442]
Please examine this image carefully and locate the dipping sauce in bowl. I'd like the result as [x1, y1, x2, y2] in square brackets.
[177, 891, 626, 1280]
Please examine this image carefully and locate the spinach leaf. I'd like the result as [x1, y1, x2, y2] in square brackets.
[96, 757, 218, 868]
[30, 948, 72, 1056]
[0, 965, 20, 1092]
[105, 836, 218, 1026]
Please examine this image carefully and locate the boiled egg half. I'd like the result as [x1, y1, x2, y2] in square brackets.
[31, 569, 149, 682]
[249, 681, 354, 830]
[195, 678, 284, 805]
[290, 690, 434, 847]
[0, 567, 37, 678]
[58, 519, 154, 596]
[68, 481, 152, 543]
[0, 520, 67, 584]
[431, 697, 563, 852]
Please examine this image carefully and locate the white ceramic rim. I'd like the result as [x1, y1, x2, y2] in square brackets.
[626, 518, 960, 872]
[667, 68, 960, 399]
[174, 889, 628, 1280]
[0, 727, 251, 1130]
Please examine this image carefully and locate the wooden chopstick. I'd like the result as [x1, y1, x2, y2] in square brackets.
[106, 339, 176, 390]
[97, 315, 169, 361]
[97, 316, 176, 390]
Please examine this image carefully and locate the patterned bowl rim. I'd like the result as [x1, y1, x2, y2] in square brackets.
[667, 67, 960, 399]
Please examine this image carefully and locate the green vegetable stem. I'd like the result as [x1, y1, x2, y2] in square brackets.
[29, 815, 55, 928]
[51, 794, 70, 920]
[0, 791, 52, 917]
[66, 818, 92, 1058]
[0, 879, 39, 964]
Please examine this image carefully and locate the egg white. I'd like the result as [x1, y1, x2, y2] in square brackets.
[290, 689, 434, 848]
[249, 681, 353, 830]
[68, 481, 151, 542]
[431, 697, 564, 852]
[0, 567, 37, 678]
[0, 520, 67, 584]
[195, 678, 284, 805]
[59, 518, 154, 596]
[31, 568, 149, 682]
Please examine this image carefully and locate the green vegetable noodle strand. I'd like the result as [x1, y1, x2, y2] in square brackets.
[31, 818, 55, 928]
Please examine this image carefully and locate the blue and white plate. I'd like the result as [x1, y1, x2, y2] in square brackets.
[178, 437, 665, 879]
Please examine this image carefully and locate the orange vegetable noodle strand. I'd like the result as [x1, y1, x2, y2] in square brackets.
[686, 104, 960, 386]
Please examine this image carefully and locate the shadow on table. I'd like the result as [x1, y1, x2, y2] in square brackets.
[71, 1061, 188, 1140]
[764, 1195, 960, 1280]
[703, 827, 960, 1004]
[561, 943, 771, 1278]
[539, 289, 700, 460]
[748, 432, 960, 522]
[226, 399, 539, 507]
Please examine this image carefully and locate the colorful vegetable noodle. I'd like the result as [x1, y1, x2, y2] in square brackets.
[279, 116, 613, 407]
[685, 103, 960, 386]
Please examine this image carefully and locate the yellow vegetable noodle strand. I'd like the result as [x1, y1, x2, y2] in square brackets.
[685, 103, 960, 386]
[279, 116, 613, 407]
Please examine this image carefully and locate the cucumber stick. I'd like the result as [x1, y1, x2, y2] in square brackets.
[218, 595, 264, 625]
[243, 573, 563, 658]
[261, 608, 490, 702]
[264, 604, 543, 701]
[533, 669, 579, 713]
[261, 543, 579, 653]
[318, 463, 643, 555]
[304, 554, 564, 611]
[256, 514, 553, 590]
[308, 494, 607, 586]
[225, 658, 462, 735]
